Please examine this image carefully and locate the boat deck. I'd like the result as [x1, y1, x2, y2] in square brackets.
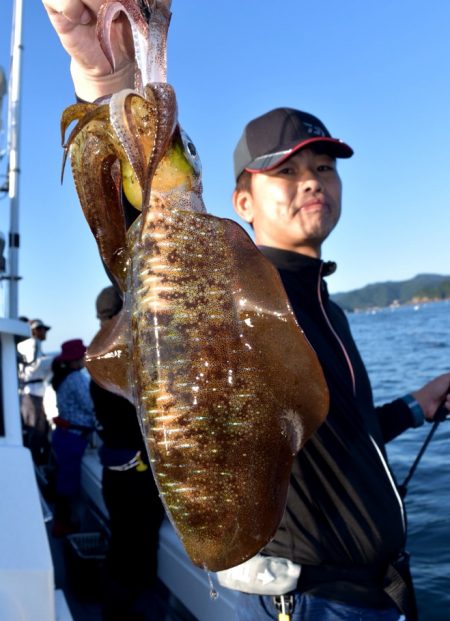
[41, 466, 199, 621]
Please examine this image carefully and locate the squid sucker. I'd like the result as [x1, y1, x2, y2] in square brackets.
[61, 0, 329, 571]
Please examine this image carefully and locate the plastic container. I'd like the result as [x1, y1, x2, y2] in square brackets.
[65, 532, 108, 598]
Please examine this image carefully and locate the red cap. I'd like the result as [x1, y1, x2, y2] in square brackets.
[55, 339, 87, 362]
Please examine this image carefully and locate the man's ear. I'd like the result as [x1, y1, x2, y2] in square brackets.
[232, 189, 254, 225]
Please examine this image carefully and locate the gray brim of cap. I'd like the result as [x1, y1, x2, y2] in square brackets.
[244, 137, 353, 175]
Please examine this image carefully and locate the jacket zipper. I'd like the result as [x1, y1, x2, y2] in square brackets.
[316, 263, 406, 532]
[317, 263, 356, 396]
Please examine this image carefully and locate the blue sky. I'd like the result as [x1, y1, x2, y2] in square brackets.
[1, 0, 449, 351]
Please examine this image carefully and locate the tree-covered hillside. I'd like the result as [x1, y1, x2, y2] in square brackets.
[332, 274, 450, 311]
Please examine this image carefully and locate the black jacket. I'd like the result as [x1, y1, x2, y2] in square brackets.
[90, 380, 150, 467]
[260, 247, 417, 609]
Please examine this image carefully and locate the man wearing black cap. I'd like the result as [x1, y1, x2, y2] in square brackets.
[213, 106, 450, 621]
[233, 108, 351, 261]
[41, 5, 450, 619]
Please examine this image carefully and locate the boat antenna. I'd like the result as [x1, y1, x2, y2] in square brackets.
[4, 0, 24, 318]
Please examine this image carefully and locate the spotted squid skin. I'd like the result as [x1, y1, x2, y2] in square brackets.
[126, 201, 328, 571]
[64, 0, 330, 573]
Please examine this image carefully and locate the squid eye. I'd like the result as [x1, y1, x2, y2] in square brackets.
[181, 128, 202, 176]
[187, 141, 197, 157]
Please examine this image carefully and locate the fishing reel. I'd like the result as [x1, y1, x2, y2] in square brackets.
[429, 404, 449, 423]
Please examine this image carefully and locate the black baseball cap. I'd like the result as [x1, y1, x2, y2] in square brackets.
[233, 107, 353, 180]
[30, 319, 51, 331]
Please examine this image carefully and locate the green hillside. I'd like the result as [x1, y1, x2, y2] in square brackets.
[332, 274, 450, 311]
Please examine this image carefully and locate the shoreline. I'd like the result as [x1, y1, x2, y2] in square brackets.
[347, 297, 449, 314]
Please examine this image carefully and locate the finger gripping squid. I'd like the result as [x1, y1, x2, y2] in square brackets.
[61, 0, 329, 572]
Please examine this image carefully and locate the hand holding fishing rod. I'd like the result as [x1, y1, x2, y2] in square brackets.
[410, 372, 450, 422]
[398, 374, 450, 499]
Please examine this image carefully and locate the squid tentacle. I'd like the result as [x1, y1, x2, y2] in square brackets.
[61, 103, 98, 145]
[145, 0, 172, 83]
[109, 89, 150, 190]
[97, 0, 151, 93]
[60, 103, 100, 182]
[97, 0, 172, 91]
[69, 125, 128, 286]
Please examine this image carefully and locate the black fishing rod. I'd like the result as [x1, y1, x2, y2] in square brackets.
[398, 403, 449, 499]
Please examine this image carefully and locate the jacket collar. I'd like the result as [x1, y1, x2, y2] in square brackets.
[258, 246, 336, 278]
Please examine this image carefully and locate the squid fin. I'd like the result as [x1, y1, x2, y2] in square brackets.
[86, 308, 135, 404]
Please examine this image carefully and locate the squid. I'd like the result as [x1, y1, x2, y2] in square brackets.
[61, 0, 329, 572]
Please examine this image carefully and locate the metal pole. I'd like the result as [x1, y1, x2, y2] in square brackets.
[0, 67, 6, 158]
[7, 0, 24, 318]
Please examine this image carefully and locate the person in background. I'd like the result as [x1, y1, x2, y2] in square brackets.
[90, 286, 165, 621]
[51, 338, 95, 537]
[17, 318, 53, 464]
[41, 2, 450, 619]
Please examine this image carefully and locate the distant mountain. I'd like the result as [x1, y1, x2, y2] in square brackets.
[332, 274, 450, 311]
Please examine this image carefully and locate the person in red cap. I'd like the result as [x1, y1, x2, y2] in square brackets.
[50, 339, 95, 536]
[41, 3, 450, 620]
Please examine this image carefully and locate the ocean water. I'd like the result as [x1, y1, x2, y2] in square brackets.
[348, 300, 450, 621]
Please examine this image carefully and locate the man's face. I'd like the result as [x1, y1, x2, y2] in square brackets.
[32, 327, 47, 341]
[233, 148, 342, 257]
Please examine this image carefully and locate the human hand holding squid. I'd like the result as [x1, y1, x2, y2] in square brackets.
[42, 0, 135, 101]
